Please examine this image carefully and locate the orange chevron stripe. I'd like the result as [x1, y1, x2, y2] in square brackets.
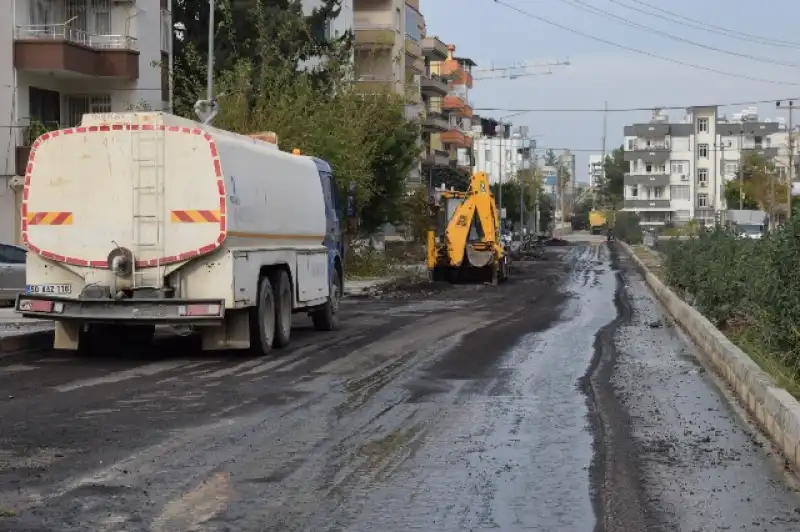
[26, 212, 73, 225]
[171, 210, 221, 223]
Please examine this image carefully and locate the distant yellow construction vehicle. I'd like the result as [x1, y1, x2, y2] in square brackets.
[426, 171, 509, 284]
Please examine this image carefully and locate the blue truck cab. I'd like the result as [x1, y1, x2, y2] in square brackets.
[311, 157, 344, 291]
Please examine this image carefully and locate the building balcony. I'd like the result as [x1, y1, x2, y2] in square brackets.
[423, 113, 449, 132]
[443, 95, 472, 117]
[406, 56, 424, 75]
[623, 199, 671, 209]
[421, 75, 448, 96]
[623, 148, 670, 164]
[440, 130, 471, 148]
[356, 75, 400, 94]
[14, 24, 139, 79]
[354, 24, 396, 48]
[743, 147, 779, 158]
[405, 37, 422, 59]
[624, 173, 669, 187]
[422, 36, 448, 60]
[424, 149, 450, 166]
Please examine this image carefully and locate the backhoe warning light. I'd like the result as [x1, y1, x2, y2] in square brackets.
[292, 148, 301, 155]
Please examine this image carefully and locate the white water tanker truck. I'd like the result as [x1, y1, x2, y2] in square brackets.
[15, 112, 344, 355]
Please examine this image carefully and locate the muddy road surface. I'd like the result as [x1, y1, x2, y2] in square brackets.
[1, 240, 799, 531]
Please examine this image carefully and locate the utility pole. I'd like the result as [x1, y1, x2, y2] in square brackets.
[496, 124, 505, 228]
[599, 101, 607, 209]
[207, 0, 215, 102]
[777, 100, 795, 222]
[769, 164, 775, 229]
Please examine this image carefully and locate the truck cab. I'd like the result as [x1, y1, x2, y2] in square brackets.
[311, 157, 344, 285]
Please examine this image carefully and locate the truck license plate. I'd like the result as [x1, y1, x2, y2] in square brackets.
[26, 284, 72, 295]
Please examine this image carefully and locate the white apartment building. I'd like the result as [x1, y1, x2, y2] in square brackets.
[472, 125, 535, 186]
[622, 106, 796, 227]
[588, 154, 603, 189]
[0, 0, 172, 244]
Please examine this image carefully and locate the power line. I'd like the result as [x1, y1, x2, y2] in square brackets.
[608, 0, 800, 49]
[554, 0, 799, 67]
[472, 96, 800, 113]
[491, 0, 800, 86]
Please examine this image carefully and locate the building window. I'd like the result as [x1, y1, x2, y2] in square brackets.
[697, 117, 708, 133]
[697, 168, 708, 186]
[698, 144, 709, 158]
[485, 149, 491, 162]
[653, 187, 663, 199]
[724, 162, 738, 175]
[92, 0, 111, 35]
[670, 161, 687, 174]
[630, 186, 638, 197]
[697, 193, 709, 208]
[627, 139, 635, 150]
[645, 162, 653, 173]
[66, 94, 112, 127]
[670, 185, 689, 200]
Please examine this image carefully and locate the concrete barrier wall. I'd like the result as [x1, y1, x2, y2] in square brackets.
[620, 241, 800, 471]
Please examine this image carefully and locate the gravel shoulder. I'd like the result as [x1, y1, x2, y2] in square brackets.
[610, 247, 800, 531]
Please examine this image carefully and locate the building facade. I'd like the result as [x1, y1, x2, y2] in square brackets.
[622, 106, 798, 227]
[429, 45, 475, 178]
[472, 125, 535, 186]
[0, 0, 172, 244]
[588, 154, 603, 189]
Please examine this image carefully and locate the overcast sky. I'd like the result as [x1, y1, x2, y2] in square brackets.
[421, 0, 800, 184]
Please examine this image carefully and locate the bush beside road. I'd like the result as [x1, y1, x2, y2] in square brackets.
[661, 222, 800, 397]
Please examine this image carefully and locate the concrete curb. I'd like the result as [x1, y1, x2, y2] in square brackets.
[619, 241, 800, 472]
[0, 329, 53, 354]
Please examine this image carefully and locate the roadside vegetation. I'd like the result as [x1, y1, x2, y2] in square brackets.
[661, 222, 800, 396]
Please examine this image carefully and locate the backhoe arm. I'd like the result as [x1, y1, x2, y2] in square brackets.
[445, 198, 477, 267]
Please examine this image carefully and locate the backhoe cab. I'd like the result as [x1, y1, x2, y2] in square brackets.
[426, 171, 510, 285]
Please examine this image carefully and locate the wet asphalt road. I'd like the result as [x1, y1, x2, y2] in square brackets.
[1, 238, 799, 531]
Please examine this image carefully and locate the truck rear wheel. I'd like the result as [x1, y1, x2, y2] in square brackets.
[271, 269, 292, 348]
[250, 275, 276, 355]
[312, 271, 341, 331]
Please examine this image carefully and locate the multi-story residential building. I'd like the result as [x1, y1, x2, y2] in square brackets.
[353, 0, 426, 185]
[473, 124, 535, 186]
[420, 34, 450, 186]
[588, 154, 603, 189]
[301, 0, 354, 41]
[0, 0, 172, 244]
[429, 45, 475, 176]
[623, 106, 797, 227]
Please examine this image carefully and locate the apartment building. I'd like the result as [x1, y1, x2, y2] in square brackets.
[429, 45, 475, 176]
[353, 0, 427, 185]
[420, 34, 450, 186]
[473, 124, 536, 186]
[0, 0, 172, 245]
[588, 154, 603, 189]
[622, 106, 797, 227]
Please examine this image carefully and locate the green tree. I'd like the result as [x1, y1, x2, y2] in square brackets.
[723, 152, 786, 213]
[171, 0, 352, 117]
[544, 148, 558, 167]
[601, 145, 625, 209]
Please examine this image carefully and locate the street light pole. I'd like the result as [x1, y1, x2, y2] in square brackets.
[207, 0, 215, 102]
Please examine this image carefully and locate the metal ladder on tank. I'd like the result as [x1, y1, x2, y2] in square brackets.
[129, 118, 167, 289]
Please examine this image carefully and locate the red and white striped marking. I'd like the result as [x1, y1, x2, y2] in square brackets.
[21, 123, 227, 268]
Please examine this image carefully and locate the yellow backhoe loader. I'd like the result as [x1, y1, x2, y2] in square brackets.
[426, 171, 509, 285]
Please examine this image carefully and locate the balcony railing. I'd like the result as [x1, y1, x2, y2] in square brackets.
[16, 23, 137, 50]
